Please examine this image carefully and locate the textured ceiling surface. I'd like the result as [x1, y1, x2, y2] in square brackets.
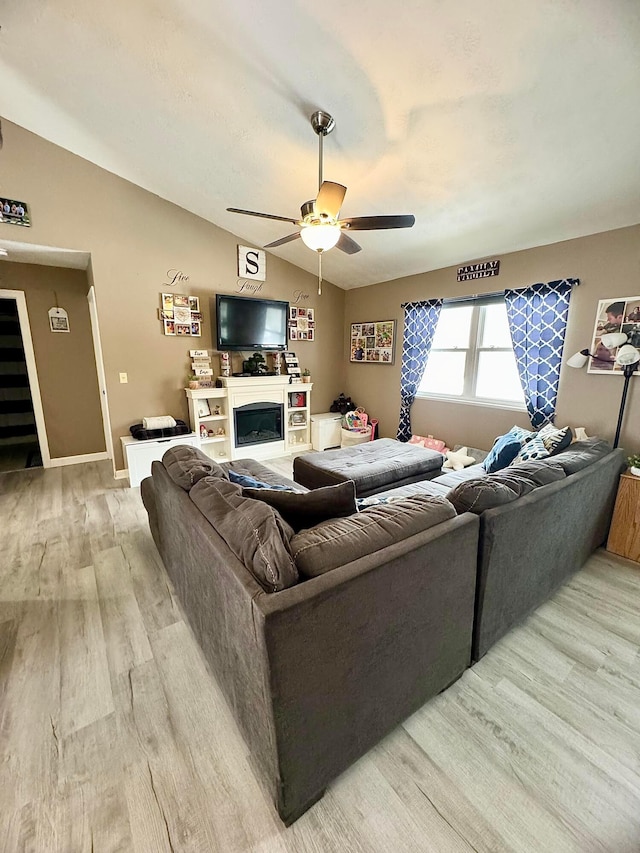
[1, 1, 639, 288]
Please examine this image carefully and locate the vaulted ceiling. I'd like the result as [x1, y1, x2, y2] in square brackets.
[2, 1, 640, 288]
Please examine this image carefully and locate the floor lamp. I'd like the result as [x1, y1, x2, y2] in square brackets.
[566, 333, 640, 449]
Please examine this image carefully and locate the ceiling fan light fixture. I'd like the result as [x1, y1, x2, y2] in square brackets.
[300, 222, 341, 252]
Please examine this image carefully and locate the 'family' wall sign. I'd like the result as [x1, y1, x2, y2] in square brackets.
[457, 259, 500, 282]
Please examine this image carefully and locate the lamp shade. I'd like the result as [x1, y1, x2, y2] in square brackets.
[300, 223, 341, 252]
[615, 344, 640, 366]
[600, 332, 628, 349]
[567, 351, 589, 369]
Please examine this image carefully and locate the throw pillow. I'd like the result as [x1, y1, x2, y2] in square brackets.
[513, 434, 551, 463]
[243, 481, 357, 533]
[409, 435, 448, 453]
[536, 424, 573, 455]
[483, 426, 534, 473]
[190, 477, 298, 592]
[162, 445, 228, 491]
[290, 495, 456, 577]
[228, 470, 293, 491]
[443, 447, 475, 471]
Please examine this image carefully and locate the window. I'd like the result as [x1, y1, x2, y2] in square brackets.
[418, 299, 525, 407]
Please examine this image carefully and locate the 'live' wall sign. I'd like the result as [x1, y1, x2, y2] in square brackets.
[457, 259, 500, 282]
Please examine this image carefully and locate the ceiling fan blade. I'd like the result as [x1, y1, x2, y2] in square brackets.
[315, 182, 347, 219]
[339, 214, 416, 231]
[336, 232, 362, 255]
[264, 232, 301, 249]
[227, 207, 299, 224]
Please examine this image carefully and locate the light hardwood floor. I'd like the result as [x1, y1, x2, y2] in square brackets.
[2, 460, 640, 852]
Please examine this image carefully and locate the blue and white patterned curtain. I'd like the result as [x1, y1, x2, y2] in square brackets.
[397, 299, 443, 441]
[505, 279, 576, 429]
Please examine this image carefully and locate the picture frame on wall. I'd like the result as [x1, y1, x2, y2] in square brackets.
[588, 296, 640, 374]
[350, 320, 395, 363]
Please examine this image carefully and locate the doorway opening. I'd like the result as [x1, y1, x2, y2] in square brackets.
[0, 297, 42, 472]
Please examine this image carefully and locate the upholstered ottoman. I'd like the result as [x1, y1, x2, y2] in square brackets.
[293, 438, 444, 497]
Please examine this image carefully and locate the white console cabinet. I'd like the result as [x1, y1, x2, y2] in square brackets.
[121, 433, 199, 488]
[186, 377, 312, 462]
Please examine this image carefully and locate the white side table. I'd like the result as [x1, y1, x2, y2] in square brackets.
[310, 413, 342, 451]
[121, 433, 198, 487]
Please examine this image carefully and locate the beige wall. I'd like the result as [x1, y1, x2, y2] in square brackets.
[0, 261, 105, 458]
[345, 224, 640, 454]
[1, 120, 345, 469]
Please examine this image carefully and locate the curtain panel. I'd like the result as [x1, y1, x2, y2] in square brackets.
[505, 279, 576, 428]
[397, 299, 443, 441]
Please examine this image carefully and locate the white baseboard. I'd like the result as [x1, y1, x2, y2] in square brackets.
[48, 451, 110, 468]
[114, 468, 129, 480]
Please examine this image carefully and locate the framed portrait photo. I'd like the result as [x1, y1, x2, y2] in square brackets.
[588, 296, 640, 374]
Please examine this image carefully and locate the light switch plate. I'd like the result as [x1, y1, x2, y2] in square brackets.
[119, 373, 128, 383]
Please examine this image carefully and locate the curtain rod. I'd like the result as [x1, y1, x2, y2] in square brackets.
[403, 279, 580, 308]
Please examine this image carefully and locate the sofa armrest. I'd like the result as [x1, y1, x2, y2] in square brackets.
[256, 512, 479, 822]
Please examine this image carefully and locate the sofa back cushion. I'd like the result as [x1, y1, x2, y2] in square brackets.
[190, 477, 298, 592]
[448, 456, 567, 515]
[550, 438, 613, 475]
[243, 481, 357, 532]
[162, 445, 228, 491]
[290, 495, 456, 578]
[447, 477, 526, 515]
[506, 458, 566, 486]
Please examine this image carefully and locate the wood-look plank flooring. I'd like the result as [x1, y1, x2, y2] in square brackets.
[1, 459, 640, 851]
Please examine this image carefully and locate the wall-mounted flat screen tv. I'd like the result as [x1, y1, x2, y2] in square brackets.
[215, 294, 289, 351]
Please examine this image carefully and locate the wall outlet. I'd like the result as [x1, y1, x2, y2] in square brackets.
[119, 372, 128, 383]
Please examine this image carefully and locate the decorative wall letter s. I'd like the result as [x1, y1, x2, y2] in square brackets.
[238, 245, 266, 281]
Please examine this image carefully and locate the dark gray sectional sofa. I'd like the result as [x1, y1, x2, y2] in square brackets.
[377, 439, 626, 660]
[140, 437, 624, 823]
[141, 454, 479, 824]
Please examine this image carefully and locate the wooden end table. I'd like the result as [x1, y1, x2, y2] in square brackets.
[606, 472, 640, 563]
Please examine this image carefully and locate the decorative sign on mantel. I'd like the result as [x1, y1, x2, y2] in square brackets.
[457, 259, 500, 282]
[238, 245, 266, 281]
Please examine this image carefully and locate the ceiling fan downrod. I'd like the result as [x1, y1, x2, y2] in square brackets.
[310, 110, 335, 192]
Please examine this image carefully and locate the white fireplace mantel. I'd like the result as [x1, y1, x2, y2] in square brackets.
[185, 378, 312, 462]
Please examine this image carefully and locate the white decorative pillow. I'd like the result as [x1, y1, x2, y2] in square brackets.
[443, 446, 475, 471]
[574, 427, 590, 442]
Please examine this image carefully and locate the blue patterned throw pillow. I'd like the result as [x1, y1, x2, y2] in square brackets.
[228, 470, 293, 490]
[483, 426, 535, 473]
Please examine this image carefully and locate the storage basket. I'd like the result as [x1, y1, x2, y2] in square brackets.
[341, 426, 372, 447]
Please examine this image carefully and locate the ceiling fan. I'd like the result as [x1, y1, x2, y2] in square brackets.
[227, 110, 416, 293]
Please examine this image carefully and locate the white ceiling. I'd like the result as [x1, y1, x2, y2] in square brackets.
[1, 1, 640, 289]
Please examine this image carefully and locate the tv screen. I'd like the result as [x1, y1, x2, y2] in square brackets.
[215, 294, 289, 351]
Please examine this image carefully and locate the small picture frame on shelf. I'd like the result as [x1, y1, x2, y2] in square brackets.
[196, 399, 211, 417]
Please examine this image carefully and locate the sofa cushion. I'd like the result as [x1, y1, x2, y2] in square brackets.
[244, 481, 357, 532]
[447, 477, 523, 515]
[506, 458, 566, 486]
[162, 445, 228, 491]
[549, 438, 613, 475]
[433, 463, 487, 489]
[190, 477, 298, 592]
[483, 426, 534, 473]
[290, 495, 456, 578]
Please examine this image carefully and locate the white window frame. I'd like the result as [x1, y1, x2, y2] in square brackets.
[417, 297, 527, 411]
